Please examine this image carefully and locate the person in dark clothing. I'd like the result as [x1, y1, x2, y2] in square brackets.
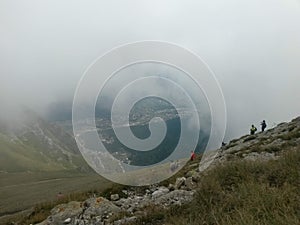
[221, 142, 227, 152]
[250, 124, 257, 135]
[261, 120, 267, 132]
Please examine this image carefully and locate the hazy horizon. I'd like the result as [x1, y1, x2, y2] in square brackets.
[1, 0, 300, 142]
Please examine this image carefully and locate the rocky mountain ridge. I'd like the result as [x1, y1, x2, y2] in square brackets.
[35, 116, 300, 225]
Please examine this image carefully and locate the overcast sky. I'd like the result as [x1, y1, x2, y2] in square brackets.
[1, 0, 300, 140]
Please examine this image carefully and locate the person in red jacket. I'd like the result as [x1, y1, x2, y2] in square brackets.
[190, 151, 196, 161]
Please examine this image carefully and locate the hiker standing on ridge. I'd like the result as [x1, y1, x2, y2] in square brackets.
[221, 142, 227, 152]
[250, 125, 257, 135]
[261, 120, 267, 132]
[190, 151, 196, 161]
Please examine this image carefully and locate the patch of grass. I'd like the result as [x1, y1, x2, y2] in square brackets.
[108, 210, 132, 223]
[263, 145, 281, 153]
[226, 142, 239, 149]
[246, 145, 264, 154]
[230, 138, 239, 143]
[159, 153, 203, 187]
[281, 141, 298, 148]
[101, 184, 128, 199]
[132, 204, 165, 225]
[127, 148, 300, 225]
[240, 134, 250, 139]
[259, 137, 269, 141]
[238, 143, 281, 156]
[289, 126, 296, 132]
[278, 129, 300, 140]
[0, 172, 112, 225]
[243, 135, 257, 143]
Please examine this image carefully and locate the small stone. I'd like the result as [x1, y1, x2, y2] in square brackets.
[155, 190, 194, 206]
[191, 173, 201, 183]
[110, 194, 120, 201]
[185, 170, 195, 178]
[168, 184, 175, 191]
[175, 177, 186, 190]
[185, 177, 196, 190]
[63, 218, 71, 224]
[152, 187, 169, 199]
[114, 216, 137, 225]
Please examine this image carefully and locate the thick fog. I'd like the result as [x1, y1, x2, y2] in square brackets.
[1, 0, 300, 141]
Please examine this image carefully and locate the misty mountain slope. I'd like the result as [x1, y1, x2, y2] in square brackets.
[31, 117, 300, 225]
[0, 110, 89, 173]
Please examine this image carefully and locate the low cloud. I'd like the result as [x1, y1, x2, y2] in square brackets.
[1, 0, 299, 141]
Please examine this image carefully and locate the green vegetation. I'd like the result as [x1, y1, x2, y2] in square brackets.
[0, 111, 91, 173]
[1, 116, 299, 225]
[128, 148, 300, 225]
[235, 144, 281, 157]
[0, 135, 70, 172]
[0, 130, 87, 173]
[243, 135, 257, 143]
[101, 184, 128, 200]
[0, 171, 112, 224]
[3, 148, 299, 225]
[278, 128, 300, 141]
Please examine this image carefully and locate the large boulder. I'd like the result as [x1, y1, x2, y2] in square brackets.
[114, 195, 150, 213]
[174, 177, 186, 190]
[37, 201, 83, 225]
[113, 216, 137, 225]
[155, 190, 195, 206]
[37, 197, 121, 225]
[82, 197, 121, 219]
[184, 177, 196, 190]
[151, 187, 169, 199]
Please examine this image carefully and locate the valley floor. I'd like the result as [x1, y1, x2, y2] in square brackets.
[0, 171, 112, 223]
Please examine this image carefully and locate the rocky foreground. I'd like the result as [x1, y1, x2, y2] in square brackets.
[37, 117, 300, 225]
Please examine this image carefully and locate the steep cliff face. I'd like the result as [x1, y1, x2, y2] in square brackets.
[25, 117, 300, 225]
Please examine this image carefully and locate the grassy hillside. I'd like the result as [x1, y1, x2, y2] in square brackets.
[0, 171, 114, 225]
[13, 147, 299, 225]
[0, 111, 89, 172]
[0, 134, 70, 172]
[163, 148, 300, 225]
[127, 118, 300, 225]
[0, 173, 110, 214]
[2, 116, 300, 225]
